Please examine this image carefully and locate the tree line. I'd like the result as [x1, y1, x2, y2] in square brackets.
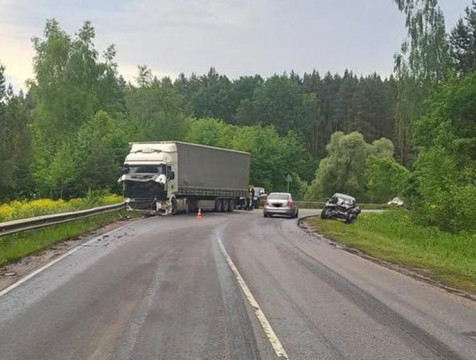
[0, 18, 398, 202]
[174, 68, 397, 159]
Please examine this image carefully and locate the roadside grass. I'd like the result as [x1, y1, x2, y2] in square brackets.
[0, 193, 123, 223]
[0, 210, 132, 267]
[297, 201, 387, 210]
[305, 209, 476, 293]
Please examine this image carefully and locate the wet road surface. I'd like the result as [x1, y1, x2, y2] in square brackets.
[0, 209, 475, 359]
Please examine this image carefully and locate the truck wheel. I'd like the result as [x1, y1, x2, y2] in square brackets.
[228, 199, 235, 212]
[216, 199, 223, 212]
[222, 199, 229, 212]
[171, 198, 178, 215]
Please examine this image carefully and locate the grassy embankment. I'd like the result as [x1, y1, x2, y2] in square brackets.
[0, 210, 131, 267]
[0, 194, 133, 267]
[305, 209, 476, 293]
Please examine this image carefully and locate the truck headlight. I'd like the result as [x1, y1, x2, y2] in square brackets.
[155, 174, 167, 185]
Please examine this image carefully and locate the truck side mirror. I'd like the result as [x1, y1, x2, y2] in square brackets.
[168, 171, 175, 180]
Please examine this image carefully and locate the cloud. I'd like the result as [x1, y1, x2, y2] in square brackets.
[0, 22, 35, 90]
[0, 0, 263, 89]
[0, 0, 473, 91]
[119, 0, 260, 30]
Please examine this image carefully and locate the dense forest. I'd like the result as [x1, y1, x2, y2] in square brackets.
[0, 18, 398, 200]
[1, 0, 476, 232]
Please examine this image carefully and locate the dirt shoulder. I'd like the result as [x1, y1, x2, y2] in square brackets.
[0, 217, 140, 292]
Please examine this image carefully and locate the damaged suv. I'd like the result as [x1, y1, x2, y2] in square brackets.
[321, 193, 361, 223]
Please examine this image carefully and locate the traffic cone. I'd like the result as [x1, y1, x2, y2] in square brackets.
[197, 208, 203, 219]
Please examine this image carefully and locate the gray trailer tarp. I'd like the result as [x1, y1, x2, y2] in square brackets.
[175, 142, 250, 196]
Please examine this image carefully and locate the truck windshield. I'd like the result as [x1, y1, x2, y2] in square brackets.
[129, 165, 165, 174]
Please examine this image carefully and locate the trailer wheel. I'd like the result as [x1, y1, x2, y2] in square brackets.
[222, 199, 229, 212]
[215, 199, 223, 212]
[228, 199, 235, 212]
[186, 198, 194, 213]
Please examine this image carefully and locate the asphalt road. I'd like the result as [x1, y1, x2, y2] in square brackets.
[1, 209, 475, 360]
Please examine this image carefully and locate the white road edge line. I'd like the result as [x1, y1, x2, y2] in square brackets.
[217, 237, 290, 360]
[0, 221, 135, 299]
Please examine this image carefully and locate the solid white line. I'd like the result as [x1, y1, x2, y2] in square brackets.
[0, 221, 135, 299]
[217, 237, 290, 359]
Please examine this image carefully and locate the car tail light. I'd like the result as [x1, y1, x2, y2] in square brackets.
[287, 199, 293, 207]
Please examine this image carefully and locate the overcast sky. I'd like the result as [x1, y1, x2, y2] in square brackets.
[0, 0, 472, 90]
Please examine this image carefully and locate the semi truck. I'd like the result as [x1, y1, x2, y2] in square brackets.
[118, 141, 251, 215]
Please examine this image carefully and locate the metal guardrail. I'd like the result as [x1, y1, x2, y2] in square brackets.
[0, 202, 126, 237]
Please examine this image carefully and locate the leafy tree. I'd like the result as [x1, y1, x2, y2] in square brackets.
[231, 75, 263, 109]
[0, 63, 15, 200]
[188, 68, 235, 121]
[0, 65, 33, 200]
[409, 71, 476, 232]
[74, 111, 128, 195]
[4, 88, 34, 198]
[370, 137, 395, 158]
[450, 1, 476, 74]
[175, 68, 237, 121]
[31, 20, 120, 144]
[393, 0, 450, 84]
[125, 72, 188, 142]
[302, 92, 320, 157]
[365, 156, 409, 202]
[236, 75, 305, 137]
[185, 117, 233, 147]
[30, 19, 124, 196]
[174, 73, 203, 110]
[48, 141, 78, 198]
[393, 0, 450, 165]
[312, 132, 371, 200]
[308, 132, 403, 201]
